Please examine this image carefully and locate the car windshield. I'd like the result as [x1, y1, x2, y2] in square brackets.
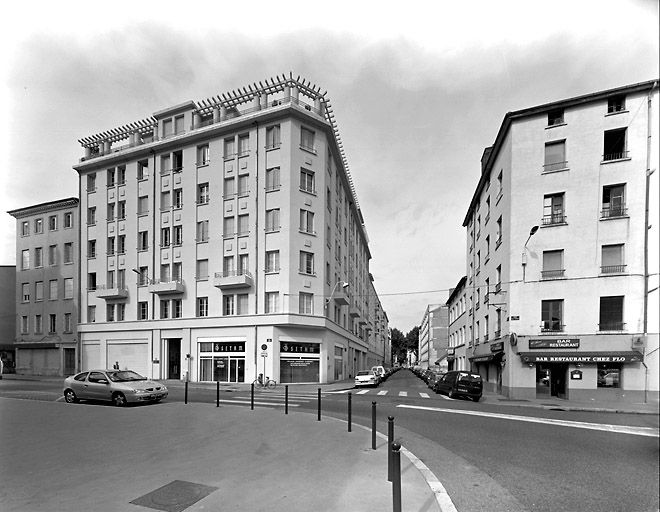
[107, 370, 146, 382]
[357, 371, 371, 376]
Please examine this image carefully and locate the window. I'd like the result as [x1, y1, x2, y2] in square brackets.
[21, 221, 29, 236]
[63, 242, 73, 263]
[603, 128, 627, 161]
[198, 183, 209, 204]
[48, 245, 57, 266]
[107, 168, 116, 187]
[87, 207, 96, 225]
[300, 126, 315, 152]
[224, 137, 235, 158]
[87, 273, 97, 291]
[21, 249, 30, 270]
[597, 363, 621, 388]
[299, 292, 314, 315]
[223, 295, 235, 315]
[237, 215, 249, 236]
[223, 256, 235, 276]
[173, 189, 183, 209]
[238, 175, 249, 196]
[64, 313, 72, 333]
[237, 294, 249, 315]
[117, 235, 126, 254]
[160, 264, 170, 282]
[300, 168, 315, 194]
[161, 227, 171, 247]
[138, 160, 149, 180]
[34, 247, 43, 267]
[172, 263, 182, 282]
[87, 173, 96, 192]
[34, 218, 43, 233]
[197, 297, 209, 317]
[265, 292, 279, 313]
[117, 201, 126, 220]
[173, 225, 183, 245]
[35, 315, 43, 334]
[496, 217, 502, 247]
[300, 209, 315, 234]
[266, 167, 280, 191]
[118, 166, 126, 184]
[138, 266, 149, 286]
[88, 240, 96, 258]
[607, 95, 626, 114]
[161, 151, 171, 172]
[543, 193, 565, 225]
[161, 191, 171, 210]
[105, 202, 116, 221]
[602, 184, 626, 218]
[48, 314, 56, 333]
[160, 299, 170, 319]
[22, 283, 30, 302]
[173, 299, 182, 318]
[238, 134, 249, 156]
[599, 296, 624, 331]
[63, 212, 73, 228]
[107, 236, 115, 256]
[88, 305, 96, 323]
[196, 220, 209, 242]
[542, 250, 565, 279]
[196, 259, 209, 280]
[49, 280, 58, 300]
[223, 217, 235, 238]
[197, 144, 210, 166]
[602, 244, 625, 273]
[21, 316, 29, 334]
[300, 251, 315, 275]
[238, 254, 249, 274]
[265, 250, 280, 273]
[541, 299, 563, 332]
[547, 108, 564, 126]
[117, 303, 125, 321]
[118, 269, 126, 289]
[64, 278, 73, 299]
[107, 304, 115, 322]
[163, 118, 173, 137]
[266, 125, 281, 149]
[496, 170, 503, 199]
[543, 140, 567, 171]
[224, 177, 235, 198]
[138, 231, 149, 251]
[138, 301, 149, 320]
[138, 196, 149, 215]
[174, 116, 184, 134]
[172, 150, 183, 171]
[265, 209, 279, 232]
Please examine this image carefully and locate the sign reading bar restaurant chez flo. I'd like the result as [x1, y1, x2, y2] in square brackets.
[519, 352, 644, 364]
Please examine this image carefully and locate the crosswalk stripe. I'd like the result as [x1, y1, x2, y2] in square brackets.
[398, 391, 408, 397]
[419, 392, 430, 398]
[377, 390, 388, 396]
[216, 399, 301, 407]
[356, 390, 369, 395]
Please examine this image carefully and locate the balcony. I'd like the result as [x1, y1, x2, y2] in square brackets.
[213, 270, 253, 289]
[96, 285, 128, 300]
[542, 213, 566, 226]
[601, 264, 626, 274]
[601, 207, 628, 219]
[602, 151, 629, 162]
[333, 289, 350, 306]
[148, 279, 185, 295]
[349, 305, 360, 318]
[599, 321, 626, 332]
[541, 322, 564, 333]
[541, 269, 565, 280]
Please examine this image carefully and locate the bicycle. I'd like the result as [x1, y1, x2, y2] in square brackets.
[252, 374, 277, 389]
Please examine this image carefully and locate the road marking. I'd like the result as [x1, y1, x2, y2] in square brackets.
[377, 390, 388, 396]
[397, 404, 660, 437]
[356, 390, 369, 395]
[419, 392, 430, 399]
[398, 391, 408, 397]
[217, 399, 301, 407]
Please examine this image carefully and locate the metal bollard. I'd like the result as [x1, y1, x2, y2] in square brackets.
[285, 385, 289, 415]
[216, 381, 219, 407]
[251, 383, 254, 410]
[184, 380, 189, 404]
[317, 388, 321, 421]
[371, 402, 377, 450]
[347, 392, 352, 432]
[387, 415, 394, 481]
[392, 442, 402, 512]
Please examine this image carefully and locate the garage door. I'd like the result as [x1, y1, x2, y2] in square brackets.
[107, 343, 148, 376]
[82, 344, 100, 371]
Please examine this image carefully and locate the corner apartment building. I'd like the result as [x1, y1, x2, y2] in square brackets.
[418, 304, 449, 371]
[446, 276, 468, 372]
[462, 79, 658, 402]
[73, 74, 387, 384]
[7, 198, 79, 376]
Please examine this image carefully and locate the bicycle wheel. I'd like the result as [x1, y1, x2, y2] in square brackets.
[266, 379, 277, 389]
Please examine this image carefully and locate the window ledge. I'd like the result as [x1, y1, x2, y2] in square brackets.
[299, 145, 317, 155]
[600, 215, 630, 221]
[540, 222, 568, 228]
[541, 167, 570, 175]
[600, 157, 631, 165]
[545, 122, 567, 129]
[605, 110, 628, 117]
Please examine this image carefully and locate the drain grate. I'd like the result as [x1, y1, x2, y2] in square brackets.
[130, 480, 218, 512]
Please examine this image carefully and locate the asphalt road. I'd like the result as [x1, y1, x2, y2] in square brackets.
[2, 371, 658, 512]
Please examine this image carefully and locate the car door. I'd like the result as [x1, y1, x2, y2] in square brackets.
[85, 371, 112, 401]
[69, 372, 89, 397]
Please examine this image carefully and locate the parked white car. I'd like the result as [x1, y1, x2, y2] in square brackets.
[355, 370, 378, 387]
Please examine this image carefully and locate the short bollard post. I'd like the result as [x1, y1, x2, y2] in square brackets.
[216, 381, 220, 407]
[285, 385, 289, 415]
[251, 383, 254, 410]
[387, 415, 394, 481]
[317, 387, 321, 421]
[184, 380, 189, 404]
[371, 402, 377, 450]
[347, 392, 352, 432]
[392, 442, 402, 512]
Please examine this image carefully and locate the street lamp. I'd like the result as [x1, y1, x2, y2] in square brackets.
[521, 225, 539, 281]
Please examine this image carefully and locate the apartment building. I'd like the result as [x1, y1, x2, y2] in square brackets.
[418, 304, 449, 371]
[7, 198, 79, 376]
[446, 276, 468, 372]
[0, 265, 16, 373]
[73, 74, 387, 384]
[462, 79, 659, 401]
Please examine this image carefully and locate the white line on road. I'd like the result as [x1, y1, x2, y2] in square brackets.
[217, 399, 301, 407]
[377, 390, 388, 396]
[419, 392, 430, 399]
[356, 390, 369, 395]
[397, 404, 659, 437]
[398, 391, 408, 397]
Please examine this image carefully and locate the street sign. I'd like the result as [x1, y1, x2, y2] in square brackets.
[261, 344, 268, 350]
[261, 352, 268, 357]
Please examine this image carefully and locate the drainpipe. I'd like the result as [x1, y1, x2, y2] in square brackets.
[643, 82, 657, 337]
[253, 120, 260, 379]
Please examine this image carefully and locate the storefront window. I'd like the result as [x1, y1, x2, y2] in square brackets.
[597, 363, 621, 388]
[198, 341, 245, 382]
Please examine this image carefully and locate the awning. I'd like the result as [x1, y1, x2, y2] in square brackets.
[470, 354, 495, 363]
[518, 351, 644, 364]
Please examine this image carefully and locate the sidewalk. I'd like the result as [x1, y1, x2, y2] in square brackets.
[0, 396, 445, 512]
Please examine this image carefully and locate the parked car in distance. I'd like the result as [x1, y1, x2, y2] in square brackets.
[63, 370, 168, 406]
[371, 366, 386, 383]
[433, 370, 482, 402]
[355, 370, 378, 387]
[427, 370, 446, 389]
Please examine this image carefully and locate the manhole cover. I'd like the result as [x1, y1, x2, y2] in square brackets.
[130, 480, 218, 512]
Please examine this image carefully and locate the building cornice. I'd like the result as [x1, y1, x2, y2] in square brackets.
[7, 197, 79, 218]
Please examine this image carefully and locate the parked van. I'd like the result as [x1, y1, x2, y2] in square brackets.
[371, 366, 385, 383]
[432, 371, 482, 402]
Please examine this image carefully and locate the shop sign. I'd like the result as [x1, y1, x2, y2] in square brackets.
[210, 342, 245, 352]
[519, 351, 643, 364]
[280, 342, 320, 354]
[490, 342, 504, 352]
[529, 338, 579, 349]
[470, 354, 494, 363]
[571, 370, 582, 380]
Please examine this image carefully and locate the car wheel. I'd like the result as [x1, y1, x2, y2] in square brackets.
[64, 389, 78, 403]
[472, 396, 480, 402]
[448, 389, 455, 399]
[112, 392, 127, 407]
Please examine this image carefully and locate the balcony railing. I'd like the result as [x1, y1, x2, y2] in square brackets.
[543, 161, 568, 172]
[603, 151, 629, 161]
[601, 264, 626, 274]
[541, 269, 565, 280]
[148, 279, 185, 295]
[598, 321, 626, 331]
[494, 282, 501, 294]
[601, 207, 627, 219]
[95, 285, 128, 300]
[542, 213, 566, 225]
[213, 270, 253, 289]
[541, 322, 564, 333]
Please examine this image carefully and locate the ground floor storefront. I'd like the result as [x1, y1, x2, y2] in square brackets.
[14, 342, 77, 376]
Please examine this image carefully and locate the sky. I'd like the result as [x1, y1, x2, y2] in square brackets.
[1, 0, 658, 333]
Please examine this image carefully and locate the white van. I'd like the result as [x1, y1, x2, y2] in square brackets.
[371, 366, 385, 382]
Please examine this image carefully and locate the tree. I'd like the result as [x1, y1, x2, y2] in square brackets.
[390, 327, 406, 364]
[405, 326, 420, 362]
